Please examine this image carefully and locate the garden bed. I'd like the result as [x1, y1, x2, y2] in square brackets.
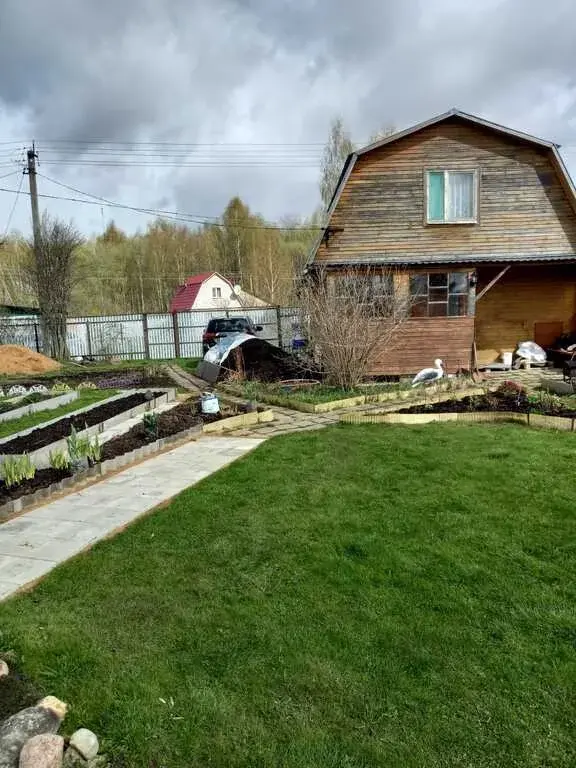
[0, 402, 273, 520]
[0, 391, 165, 455]
[222, 379, 465, 413]
[0, 390, 78, 423]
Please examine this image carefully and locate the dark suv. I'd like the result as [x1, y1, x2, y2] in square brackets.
[202, 317, 262, 354]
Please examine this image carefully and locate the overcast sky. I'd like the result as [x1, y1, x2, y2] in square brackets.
[1, 0, 576, 237]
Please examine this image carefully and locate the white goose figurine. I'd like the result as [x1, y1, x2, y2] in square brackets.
[411, 358, 444, 388]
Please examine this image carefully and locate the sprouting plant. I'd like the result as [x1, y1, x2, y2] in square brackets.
[528, 390, 562, 413]
[142, 412, 159, 439]
[66, 425, 91, 469]
[0, 455, 36, 488]
[49, 448, 72, 472]
[496, 380, 526, 397]
[86, 435, 102, 465]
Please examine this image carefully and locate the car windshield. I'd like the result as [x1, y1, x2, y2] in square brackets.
[211, 318, 249, 333]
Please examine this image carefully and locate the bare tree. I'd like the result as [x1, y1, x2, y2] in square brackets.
[320, 117, 354, 212]
[28, 214, 83, 359]
[299, 268, 413, 389]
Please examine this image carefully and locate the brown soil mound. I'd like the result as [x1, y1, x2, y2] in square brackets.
[0, 345, 61, 375]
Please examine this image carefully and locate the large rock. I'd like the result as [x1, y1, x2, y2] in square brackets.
[0, 661, 8, 679]
[69, 730, 99, 761]
[0, 696, 67, 768]
[18, 733, 64, 768]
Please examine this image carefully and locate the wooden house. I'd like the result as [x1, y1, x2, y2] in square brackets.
[306, 109, 576, 375]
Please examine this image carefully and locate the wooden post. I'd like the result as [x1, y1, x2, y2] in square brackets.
[142, 314, 150, 359]
[33, 322, 40, 352]
[85, 321, 93, 358]
[172, 312, 181, 359]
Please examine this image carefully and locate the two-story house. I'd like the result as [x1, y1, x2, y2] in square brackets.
[306, 109, 576, 375]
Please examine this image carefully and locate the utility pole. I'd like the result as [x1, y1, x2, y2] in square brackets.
[26, 145, 41, 249]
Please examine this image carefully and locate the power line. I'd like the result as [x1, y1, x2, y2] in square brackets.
[2, 172, 24, 237]
[0, 180, 322, 232]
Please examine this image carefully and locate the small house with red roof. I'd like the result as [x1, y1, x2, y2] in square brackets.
[169, 272, 269, 313]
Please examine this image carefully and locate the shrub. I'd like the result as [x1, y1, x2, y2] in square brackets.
[496, 380, 526, 397]
[1, 455, 36, 488]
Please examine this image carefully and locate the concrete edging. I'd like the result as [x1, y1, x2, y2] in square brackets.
[0, 391, 78, 423]
[0, 406, 272, 524]
[221, 381, 463, 413]
[202, 409, 274, 434]
[0, 389, 176, 469]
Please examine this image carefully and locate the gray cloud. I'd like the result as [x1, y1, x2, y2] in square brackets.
[0, 0, 576, 236]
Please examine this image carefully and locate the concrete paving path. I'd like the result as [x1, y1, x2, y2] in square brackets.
[0, 436, 263, 602]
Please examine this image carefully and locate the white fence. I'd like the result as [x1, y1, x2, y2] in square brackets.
[0, 307, 301, 360]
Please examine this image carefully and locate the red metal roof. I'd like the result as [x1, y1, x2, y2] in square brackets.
[169, 272, 232, 312]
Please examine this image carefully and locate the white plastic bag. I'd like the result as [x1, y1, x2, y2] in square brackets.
[515, 341, 547, 364]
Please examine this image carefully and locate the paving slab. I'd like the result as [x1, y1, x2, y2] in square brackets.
[0, 436, 263, 602]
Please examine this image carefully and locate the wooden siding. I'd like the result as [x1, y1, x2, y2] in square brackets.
[315, 118, 576, 264]
[475, 264, 576, 354]
[371, 317, 474, 376]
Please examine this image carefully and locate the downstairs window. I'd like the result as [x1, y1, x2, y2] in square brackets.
[410, 272, 469, 317]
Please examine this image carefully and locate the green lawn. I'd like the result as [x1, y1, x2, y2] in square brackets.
[0, 389, 115, 439]
[0, 424, 574, 767]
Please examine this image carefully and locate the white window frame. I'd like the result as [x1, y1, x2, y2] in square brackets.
[425, 170, 478, 225]
[212, 286, 222, 298]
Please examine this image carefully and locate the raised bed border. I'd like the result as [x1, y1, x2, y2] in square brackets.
[0, 390, 78, 423]
[0, 389, 177, 469]
[0, 408, 274, 523]
[340, 410, 575, 431]
[221, 380, 464, 414]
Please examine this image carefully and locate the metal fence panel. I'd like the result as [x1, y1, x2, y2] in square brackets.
[0, 306, 300, 360]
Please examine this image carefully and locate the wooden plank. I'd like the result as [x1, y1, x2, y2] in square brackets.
[314, 120, 576, 265]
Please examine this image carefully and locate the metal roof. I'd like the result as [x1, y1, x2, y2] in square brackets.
[314, 252, 576, 268]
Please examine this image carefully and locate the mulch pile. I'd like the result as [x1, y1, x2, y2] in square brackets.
[0, 346, 61, 375]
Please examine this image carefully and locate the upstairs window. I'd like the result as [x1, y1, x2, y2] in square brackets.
[410, 272, 469, 317]
[212, 286, 222, 299]
[426, 170, 477, 223]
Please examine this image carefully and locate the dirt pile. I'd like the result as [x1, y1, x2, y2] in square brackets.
[0, 346, 61, 375]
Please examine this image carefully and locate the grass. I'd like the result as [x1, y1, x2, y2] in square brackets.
[0, 389, 116, 439]
[0, 424, 575, 767]
[233, 380, 410, 405]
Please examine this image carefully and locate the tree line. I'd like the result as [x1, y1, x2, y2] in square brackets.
[0, 115, 394, 357]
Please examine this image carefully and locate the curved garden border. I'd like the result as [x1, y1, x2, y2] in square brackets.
[0, 408, 274, 523]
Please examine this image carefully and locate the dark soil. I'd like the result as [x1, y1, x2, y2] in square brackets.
[3, 370, 174, 390]
[0, 392, 164, 455]
[0, 467, 72, 505]
[400, 392, 576, 419]
[0, 401, 232, 510]
[0, 665, 45, 721]
[100, 402, 222, 461]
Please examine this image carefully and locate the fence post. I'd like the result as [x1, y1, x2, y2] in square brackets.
[85, 321, 93, 358]
[33, 322, 40, 352]
[276, 306, 283, 348]
[172, 312, 181, 359]
[142, 314, 150, 358]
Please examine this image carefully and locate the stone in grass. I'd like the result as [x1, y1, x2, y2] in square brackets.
[63, 749, 109, 768]
[18, 733, 64, 768]
[69, 729, 99, 760]
[0, 660, 8, 678]
[0, 696, 67, 768]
